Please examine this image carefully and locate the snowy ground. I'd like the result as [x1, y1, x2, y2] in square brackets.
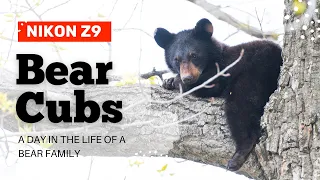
[0, 0, 284, 179]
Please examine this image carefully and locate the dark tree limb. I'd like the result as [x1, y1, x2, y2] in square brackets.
[140, 67, 170, 81]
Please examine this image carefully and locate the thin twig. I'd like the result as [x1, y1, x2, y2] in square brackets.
[255, 7, 266, 39]
[113, 28, 153, 38]
[5, 0, 18, 61]
[140, 68, 169, 81]
[0, 127, 9, 159]
[122, 2, 139, 28]
[223, 29, 240, 41]
[107, 106, 208, 129]
[87, 157, 94, 180]
[187, 0, 278, 40]
[40, 0, 71, 16]
[25, 0, 63, 62]
[151, 107, 209, 128]
[108, 0, 119, 18]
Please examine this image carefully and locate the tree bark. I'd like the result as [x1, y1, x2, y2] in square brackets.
[254, 0, 320, 179]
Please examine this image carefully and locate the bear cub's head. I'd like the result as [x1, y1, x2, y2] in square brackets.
[154, 18, 222, 85]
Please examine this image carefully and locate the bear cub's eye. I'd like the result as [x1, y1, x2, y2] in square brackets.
[190, 53, 197, 59]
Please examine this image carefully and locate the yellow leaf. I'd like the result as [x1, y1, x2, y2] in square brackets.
[115, 75, 139, 86]
[157, 164, 168, 172]
[16, 13, 22, 18]
[58, 46, 67, 50]
[133, 160, 144, 167]
[129, 160, 144, 167]
[34, 0, 41, 6]
[4, 13, 14, 18]
[293, 0, 307, 15]
[98, 13, 105, 18]
[0, 93, 16, 113]
[148, 76, 158, 85]
[271, 33, 279, 40]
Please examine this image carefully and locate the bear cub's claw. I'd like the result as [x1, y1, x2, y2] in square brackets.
[162, 77, 175, 90]
[227, 159, 241, 171]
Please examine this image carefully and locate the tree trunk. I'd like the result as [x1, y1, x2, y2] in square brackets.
[255, 1, 320, 179]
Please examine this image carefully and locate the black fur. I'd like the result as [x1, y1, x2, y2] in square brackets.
[154, 18, 283, 171]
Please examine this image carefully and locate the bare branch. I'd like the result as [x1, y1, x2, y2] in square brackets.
[150, 106, 209, 128]
[255, 8, 266, 39]
[0, 36, 18, 42]
[5, 2, 18, 61]
[113, 28, 153, 38]
[25, 0, 42, 20]
[24, 0, 63, 62]
[108, 0, 119, 18]
[140, 68, 170, 81]
[40, 0, 72, 16]
[187, 0, 278, 40]
[122, 2, 139, 28]
[223, 29, 240, 42]
[87, 157, 94, 180]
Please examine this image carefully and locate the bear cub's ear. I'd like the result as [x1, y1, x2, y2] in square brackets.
[154, 28, 174, 49]
[194, 18, 214, 38]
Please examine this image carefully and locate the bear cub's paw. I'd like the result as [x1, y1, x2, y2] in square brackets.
[226, 148, 253, 171]
[162, 77, 176, 90]
[162, 75, 182, 90]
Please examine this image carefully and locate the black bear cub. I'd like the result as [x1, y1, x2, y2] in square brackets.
[154, 18, 283, 171]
